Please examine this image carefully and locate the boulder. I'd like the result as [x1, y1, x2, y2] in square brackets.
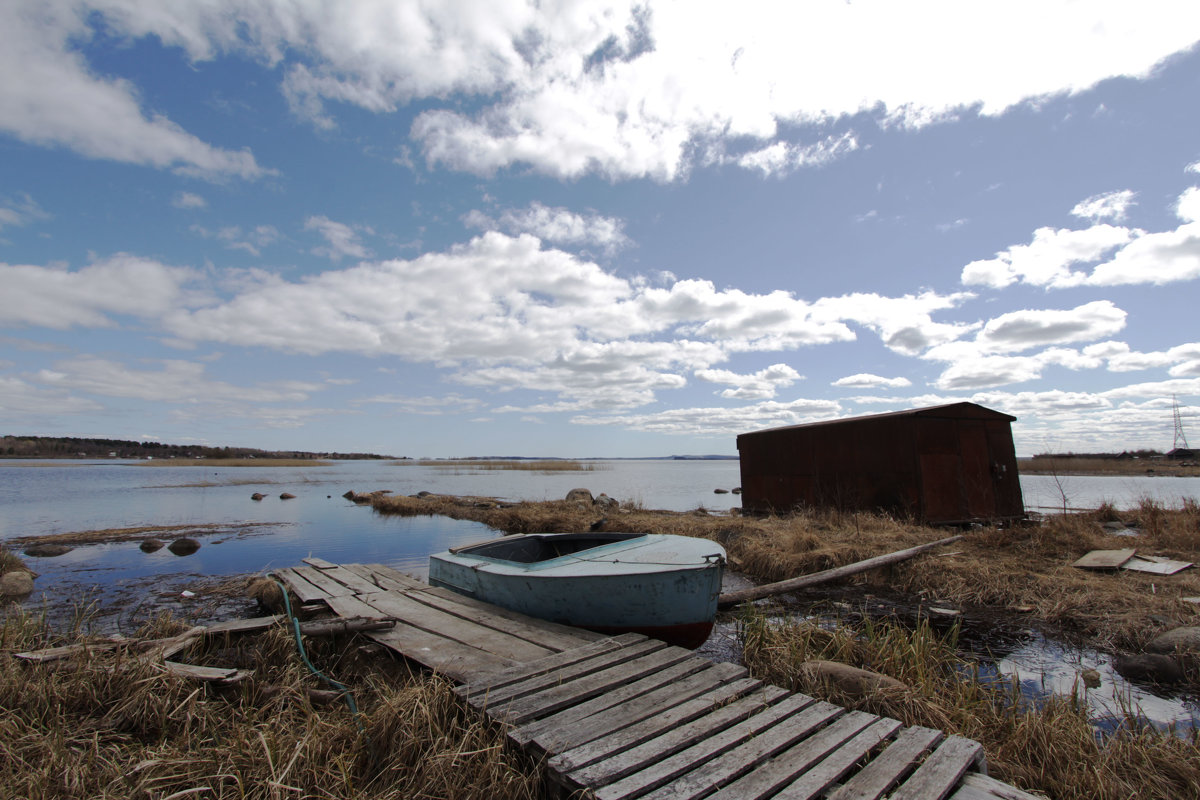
[714, 488, 729, 494]
[167, 537, 201, 556]
[0, 571, 34, 597]
[251, 492, 265, 501]
[342, 490, 356, 500]
[1080, 668, 1102, 689]
[1145, 627, 1200, 654]
[139, 538, 165, 553]
[279, 492, 296, 500]
[595, 493, 619, 512]
[798, 660, 909, 698]
[565, 488, 594, 504]
[1113, 653, 1185, 684]
[23, 543, 72, 558]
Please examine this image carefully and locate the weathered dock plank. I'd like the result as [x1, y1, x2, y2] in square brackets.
[826, 725, 945, 800]
[889, 736, 986, 800]
[290, 565, 357, 598]
[273, 567, 331, 604]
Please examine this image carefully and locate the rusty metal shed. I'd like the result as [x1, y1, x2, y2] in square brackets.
[737, 402, 1024, 524]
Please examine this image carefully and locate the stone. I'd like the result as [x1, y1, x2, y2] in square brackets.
[279, 492, 296, 500]
[798, 660, 909, 697]
[565, 488, 594, 504]
[0, 571, 34, 597]
[731, 487, 742, 494]
[139, 538, 165, 553]
[595, 493, 619, 511]
[23, 543, 72, 557]
[1080, 668, 1102, 689]
[167, 537, 201, 556]
[251, 492, 265, 501]
[1113, 653, 1185, 684]
[342, 490, 356, 500]
[1145, 626, 1200, 654]
[714, 488, 729, 494]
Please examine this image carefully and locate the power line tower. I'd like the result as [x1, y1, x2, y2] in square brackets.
[1174, 395, 1190, 450]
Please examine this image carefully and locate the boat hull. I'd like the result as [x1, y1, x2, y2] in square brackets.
[428, 533, 724, 649]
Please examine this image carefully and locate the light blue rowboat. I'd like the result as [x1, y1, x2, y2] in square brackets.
[428, 532, 726, 649]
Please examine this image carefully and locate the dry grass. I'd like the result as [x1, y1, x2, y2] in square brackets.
[133, 458, 332, 467]
[740, 611, 1200, 800]
[1019, 457, 1200, 477]
[370, 493, 1200, 649]
[0, 608, 542, 800]
[7, 522, 282, 549]
[397, 458, 604, 472]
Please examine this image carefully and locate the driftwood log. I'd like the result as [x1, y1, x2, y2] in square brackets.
[717, 534, 964, 609]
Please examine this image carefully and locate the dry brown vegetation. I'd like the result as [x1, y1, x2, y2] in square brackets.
[0, 608, 541, 800]
[740, 612, 1200, 800]
[133, 458, 332, 467]
[371, 493, 1200, 649]
[1019, 457, 1200, 477]
[397, 458, 603, 472]
[7, 522, 282, 549]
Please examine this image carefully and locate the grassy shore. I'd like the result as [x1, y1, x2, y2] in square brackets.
[397, 458, 604, 472]
[1018, 456, 1199, 477]
[132, 458, 332, 467]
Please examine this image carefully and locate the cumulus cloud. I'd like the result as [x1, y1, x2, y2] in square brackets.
[812, 291, 977, 355]
[0, 374, 103, 419]
[464, 203, 630, 253]
[191, 224, 280, 257]
[695, 363, 802, 400]
[833, 373, 912, 389]
[573, 397, 842, 437]
[18, 2, 1197, 183]
[0, 255, 194, 328]
[960, 224, 1133, 288]
[1071, 190, 1136, 221]
[0, 3, 270, 179]
[357, 393, 484, 415]
[305, 216, 373, 261]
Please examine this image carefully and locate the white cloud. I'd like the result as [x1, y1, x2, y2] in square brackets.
[573, 397, 842, 437]
[305, 215, 373, 261]
[833, 373, 912, 389]
[0, 374, 103, 419]
[695, 363, 802, 400]
[0, 254, 194, 329]
[356, 393, 484, 415]
[975, 301, 1127, 353]
[172, 192, 208, 209]
[960, 224, 1133, 288]
[812, 291, 977, 355]
[1071, 190, 1136, 221]
[0, 2, 270, 180]
[465, 203, 630, 253]
[21, 2, 1193, 182]
[735, 133, 860, 177]
[0, 193, 50, 230]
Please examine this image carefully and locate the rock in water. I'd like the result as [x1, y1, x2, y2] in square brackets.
[251, 492, 265, 501]
[140, 538, 165, 553]
[168, 537, 201, 556]
[279, 492, 296, 500]
[23, 544, 72, 557]
[1113, 653, 1185, 684]
[1080, 668, 1102, 688]
[0, 571, 34, 597]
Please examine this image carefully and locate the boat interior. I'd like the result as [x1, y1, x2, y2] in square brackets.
[456, 532, 648, 563]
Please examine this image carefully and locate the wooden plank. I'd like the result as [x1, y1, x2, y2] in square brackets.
[291, 565, 357, 597]
[653, 709, 878, 800]
[826, 726, 944, 800]
[16, 640, 123, 663]
[359, 563, 432, 591]
[457, 633, 644, 699]
[756, 717, 903, 800]
[138, 626, 206, 664]
[409, 586, 601, 652]
[1122, 556, 1193, 575]
[273, 567, 331, 604]
[314, 565, 384, 595]
[592, 696, 836, 800]
[302, 556, 339, 569]
[517, 660, 744, 753]
[467, 637, 666, 709]
[1071, 548, 1136, 570]
[356, 591, 555, 663]
[338, 563, 424, 592]
[552, 680, 778, 780]
[889, 736, 985, 800]
[951, 773, 1045, 800]
[203, 616, 282, 636]
[488, 646, 698, 725]
[160, 661, 250, 683]
[325, 594, 517, 681]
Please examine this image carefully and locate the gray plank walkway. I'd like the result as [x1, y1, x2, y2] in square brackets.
[275, 561, 1038, 800]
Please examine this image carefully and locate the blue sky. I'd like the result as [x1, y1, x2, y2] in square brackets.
[2, 1, 1199, 458]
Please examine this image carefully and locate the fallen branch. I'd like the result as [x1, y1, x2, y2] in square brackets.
[717, 534, 964, 609]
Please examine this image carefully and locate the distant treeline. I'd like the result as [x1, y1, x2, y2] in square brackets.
[1, 435, 393, 461]
[1031, 450, 1163, 459]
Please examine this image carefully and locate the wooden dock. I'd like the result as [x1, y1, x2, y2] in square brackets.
[274, 560, 1040, 800]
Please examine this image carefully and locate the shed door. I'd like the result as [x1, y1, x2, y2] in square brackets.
[920, 454, 962, 523]
[960, 422, 995, 517]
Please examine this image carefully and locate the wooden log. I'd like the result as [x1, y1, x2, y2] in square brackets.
[295, 616, 396, 637]
[717, 535, 964, 609]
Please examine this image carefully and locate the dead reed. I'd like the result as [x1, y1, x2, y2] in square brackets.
[132, 458, 332, 467]
[0, 608, 542, 800]
[1019, 457, 1199, 478]
[740, 611, 1200, 800]
[398, 458, 604, 472]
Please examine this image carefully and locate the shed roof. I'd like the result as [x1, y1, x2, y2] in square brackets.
[738, 402, 1016, 439]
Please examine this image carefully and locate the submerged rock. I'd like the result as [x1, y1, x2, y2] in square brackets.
[279, 492, 296, 500]
[0, 571, 34, 597]
[714, 488, 729, 494]
[23, 544, 71, 558]
[1113, 653, 1185, 685]
[251, 492, 265, 501]
[167, 537, 201, 556]
[1145, 626, 1200, 654]
[1080, 668, 1102, 689]
[139, 538, 165, 553]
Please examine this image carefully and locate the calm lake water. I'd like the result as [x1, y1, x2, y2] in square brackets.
[3, 459, 1198, 731]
